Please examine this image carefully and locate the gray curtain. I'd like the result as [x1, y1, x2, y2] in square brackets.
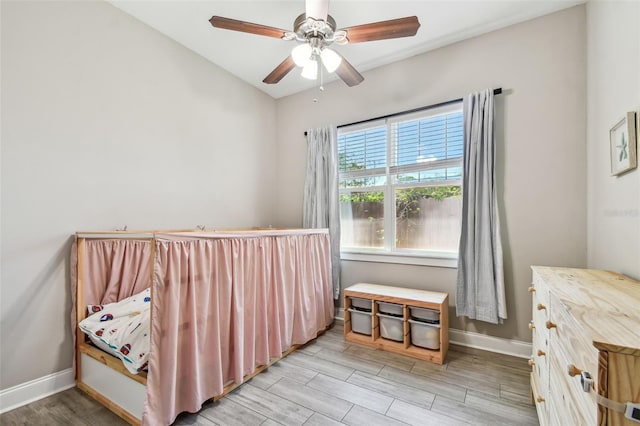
[303, 126, 341, 300]
[456, 89, 507, 324]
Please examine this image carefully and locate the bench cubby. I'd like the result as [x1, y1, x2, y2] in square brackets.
[343, 283, 449, 365]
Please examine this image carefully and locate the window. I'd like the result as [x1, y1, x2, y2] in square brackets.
[338, 103, 463, 262]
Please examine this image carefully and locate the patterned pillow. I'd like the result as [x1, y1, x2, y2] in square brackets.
[79, 288, 151, 374]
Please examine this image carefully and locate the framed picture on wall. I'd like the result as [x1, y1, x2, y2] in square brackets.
[610, 111, 638, 176]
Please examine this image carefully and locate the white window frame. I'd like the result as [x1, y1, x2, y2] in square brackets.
[338, 102, 463, 268]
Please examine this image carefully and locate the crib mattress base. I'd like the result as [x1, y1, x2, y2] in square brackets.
[79, 352, 145, 425]
[77, 327, 330, 425]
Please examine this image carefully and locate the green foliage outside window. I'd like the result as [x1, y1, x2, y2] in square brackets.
[340, 186, 461, 204]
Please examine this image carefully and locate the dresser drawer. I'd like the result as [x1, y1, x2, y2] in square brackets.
[532, 332, 549, 391]
[548, 293, 599, 425]
[531, 371, 549, 426]
[548, 340, 597, 425]
[548, 293, 599, 387]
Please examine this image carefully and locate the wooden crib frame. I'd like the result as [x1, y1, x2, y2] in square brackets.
[74, 228, 334, 425]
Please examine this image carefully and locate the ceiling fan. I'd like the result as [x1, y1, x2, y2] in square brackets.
[209, 0, 420, 87]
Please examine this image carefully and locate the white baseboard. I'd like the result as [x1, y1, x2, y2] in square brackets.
[0, 368, 75, 414]
[448, 328, 531, 358]
[334, 308, 531, 359]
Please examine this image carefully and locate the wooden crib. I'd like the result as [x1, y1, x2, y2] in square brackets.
[72, 228, 335, 425]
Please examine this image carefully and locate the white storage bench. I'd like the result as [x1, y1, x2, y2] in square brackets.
[343, 283, 449, 365]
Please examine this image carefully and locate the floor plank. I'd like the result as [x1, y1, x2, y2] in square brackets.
[199, 398, 266, 426]
[341, 405, 408, 426]
[1, 324, 537, 426]
[268, 377, 353, 421]
[249, 359, 319, 390]
[345, 371, 435, 410]
[313, 347, 385, 375]
[343, 345, 416, 372]
[283, 352, 355, 381]
[385, 398, 470, 426]
[377, 365, 468, 402]
[306, 374, 394, 414]
[225, 383, 313, 426]
[303, 412, 346, 426]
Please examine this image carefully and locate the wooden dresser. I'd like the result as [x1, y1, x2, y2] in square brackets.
[529, 266, 640, 426]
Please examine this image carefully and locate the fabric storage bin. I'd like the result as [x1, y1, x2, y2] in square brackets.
[409, 319, 440, 350]
[376, 301, 403, 317]
[350, 297, 372, 311]
[409, 306, 440, 324]
[348, 308, 372, 335]
[376, 313, 404, 342]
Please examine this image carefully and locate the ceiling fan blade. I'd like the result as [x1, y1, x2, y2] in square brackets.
[334, 55, 364, 87]
[209, 16, 289, 39]
[306, 0, 329, 21]
[263, 56, 296, 84]
[341, 16, 420, 43]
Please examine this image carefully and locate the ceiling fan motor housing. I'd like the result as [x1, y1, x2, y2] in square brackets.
[291, 13, 345, 45]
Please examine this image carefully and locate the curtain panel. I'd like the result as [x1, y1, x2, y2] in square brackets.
[456, 89, 507, 324]
[143, 230, 334, 425]
[303, 127, 341, 300]
[70, 238, 152, 371]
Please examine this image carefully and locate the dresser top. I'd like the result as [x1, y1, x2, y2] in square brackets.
[531, 266, 640, 353]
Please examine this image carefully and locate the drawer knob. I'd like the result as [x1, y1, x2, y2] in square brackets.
[528, 286, 536, 293]
[567, 364, 582, 377]
[537, 349, 546, 357]
[546, 321, 557, 329]
[528, 321, 535, 330]
[528, 358, 535, 367]
[537, 303, 546, 311]
[536, 396, 545, 403]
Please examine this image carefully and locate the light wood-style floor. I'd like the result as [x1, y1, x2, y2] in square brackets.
[1, 323, 538, 426]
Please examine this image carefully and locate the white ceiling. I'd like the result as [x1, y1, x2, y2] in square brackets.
[109, 0, 584, 99]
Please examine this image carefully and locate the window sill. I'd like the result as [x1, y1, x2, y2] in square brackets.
[340, 251, 458, 268]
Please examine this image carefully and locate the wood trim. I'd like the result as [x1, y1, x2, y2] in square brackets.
[78, 343, 147, 386]
[77, 382, 141, 426]
[148, 240, 155, 372]
[76, 227, 294, 236]
[440, 294, 449, 362]
[403, 305, 410, 349]
[76, 229, 193, 236]
[594, 341, 640, 357]
[76, 238, 86, 382]
[372, 299, 380, 340]
[598, 350, 608, 426]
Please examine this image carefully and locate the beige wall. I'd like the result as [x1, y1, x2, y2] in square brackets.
[3, 0, 614, 395]
[275, 5, 587, 343]
[0, 1, 277, 389]
[586, 1, 640, 280]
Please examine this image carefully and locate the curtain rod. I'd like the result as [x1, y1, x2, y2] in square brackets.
[304, 88, 502, 136]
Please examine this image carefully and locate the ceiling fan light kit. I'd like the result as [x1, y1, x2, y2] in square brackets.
[292, 43, 313, 67]
[320, 48, 341, 73]
[209, 0, 420, 87]
[301, 57, 319, 80]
